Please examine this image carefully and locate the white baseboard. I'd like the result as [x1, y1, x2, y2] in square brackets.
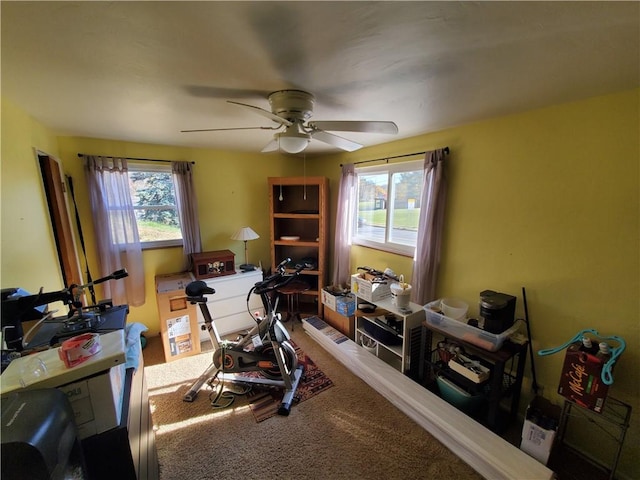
[303, 317, 554, 480]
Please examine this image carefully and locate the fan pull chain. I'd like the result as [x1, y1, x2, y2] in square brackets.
[303, 152, 307, 200]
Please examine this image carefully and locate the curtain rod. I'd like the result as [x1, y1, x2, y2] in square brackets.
[340, 146, 449, 167]
[77, 153, 195, 164]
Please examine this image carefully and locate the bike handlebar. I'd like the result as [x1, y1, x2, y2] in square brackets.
[185, 259, 310, 306]
[252, 259, 308, 295]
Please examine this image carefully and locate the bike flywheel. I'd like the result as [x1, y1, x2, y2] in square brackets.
[258, 341, 298, 379]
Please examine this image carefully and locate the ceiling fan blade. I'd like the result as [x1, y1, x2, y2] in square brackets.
[228, 101, 293, 127]
[183, 85, 271, 99]
[309, 120, 398, 135]
[181, 126, 279, 133]
[312, 130, 363, 152]
[261, 139, 279, 153]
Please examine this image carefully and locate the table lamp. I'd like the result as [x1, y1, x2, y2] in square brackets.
[231, 227, 260, 271]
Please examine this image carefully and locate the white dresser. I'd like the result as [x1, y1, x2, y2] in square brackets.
[196, 269, 264, 341]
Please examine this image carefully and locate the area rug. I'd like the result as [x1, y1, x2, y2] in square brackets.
[247, 342, 334, 422]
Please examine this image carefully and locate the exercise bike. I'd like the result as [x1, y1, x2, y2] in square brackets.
[183, 258, 307, 416]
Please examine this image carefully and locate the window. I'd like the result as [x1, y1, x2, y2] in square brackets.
[128, 162, 182, 249]
[352, 160, 424, 256]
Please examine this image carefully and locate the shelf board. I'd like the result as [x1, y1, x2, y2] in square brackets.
[284, 268, 320, 276]
[274, 240, 318, 246]
[377, 340, 403, 357]
[356, 307, 387, 317]
[300, 289, 319, 297]
[360, 315, 405, 340]
[273, 213, 320, 219]
[357, 327, 402, 357]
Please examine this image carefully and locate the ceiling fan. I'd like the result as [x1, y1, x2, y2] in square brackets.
[181, 89, 398, 154]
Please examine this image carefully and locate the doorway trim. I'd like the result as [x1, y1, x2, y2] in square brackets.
[36, 149, 84, 289]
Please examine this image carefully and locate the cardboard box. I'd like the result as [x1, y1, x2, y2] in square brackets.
[156, 272, 201, 362]
[321, 288, 356, 317]
[336, 296, 356, 317]
[350, 273, 391, 303]
[557, 344, 609, 413]
[323, 307, 354, 339]
[58, 363, 126, 439]
[520, 396, 560, 465]
[320, 287, 341, 310]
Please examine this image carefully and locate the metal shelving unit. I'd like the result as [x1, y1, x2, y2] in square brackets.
[419, 321, 529, 433]
[553, 397, 632, 480]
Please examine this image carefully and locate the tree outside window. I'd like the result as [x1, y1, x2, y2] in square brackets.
[128, 164, 183, 247]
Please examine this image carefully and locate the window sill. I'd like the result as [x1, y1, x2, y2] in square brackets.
[141, 240, 183, 251]
[352, 239, 415, 258]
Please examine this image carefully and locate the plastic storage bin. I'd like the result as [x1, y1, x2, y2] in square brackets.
[436, 374, 484, 415]
[424, 300, 520, 352]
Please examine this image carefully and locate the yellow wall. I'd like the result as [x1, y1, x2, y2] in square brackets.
[0, 98, 64, 291]
[319, 89, 639, 378]
[55, 137, 300, 335]
[314, 89, 639, 475]
[2, 89, 638, 476]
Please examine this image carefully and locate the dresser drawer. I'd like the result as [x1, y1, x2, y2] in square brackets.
[200, 294, 261, 319]
[196, 297, 264, 337]
[202, 270, 262, 301]
[195, 270, 264, 339]
[210, 312, 259, 338]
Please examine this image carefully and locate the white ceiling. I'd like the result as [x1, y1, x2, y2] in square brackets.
[2, 1, 638, 155]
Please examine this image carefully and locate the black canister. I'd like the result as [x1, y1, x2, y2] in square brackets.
[479, 290, 516, 334]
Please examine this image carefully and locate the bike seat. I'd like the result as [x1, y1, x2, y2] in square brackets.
[185, 281, 215, 303]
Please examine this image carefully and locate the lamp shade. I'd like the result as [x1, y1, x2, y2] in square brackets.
[231, 227, 259, 241]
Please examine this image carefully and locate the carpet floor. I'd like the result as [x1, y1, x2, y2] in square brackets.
[143, 325, 483, 480]
[247, 342, 334, 422]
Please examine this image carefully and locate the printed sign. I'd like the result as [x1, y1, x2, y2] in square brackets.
[167, 315, 194, 357]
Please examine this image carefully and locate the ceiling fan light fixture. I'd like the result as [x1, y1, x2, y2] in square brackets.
[276, 129, 311, 154]
[186, 90, 396, 153]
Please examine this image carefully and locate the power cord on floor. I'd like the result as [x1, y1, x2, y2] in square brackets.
[206, 374, 252, 409]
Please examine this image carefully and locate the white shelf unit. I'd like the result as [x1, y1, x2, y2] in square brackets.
[354, 296, 425, 373]
[195, 269, 264, 341]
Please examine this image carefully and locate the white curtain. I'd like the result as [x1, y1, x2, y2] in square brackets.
[331, 163, 356, 287]
[172, 161, 202, 271]
[84, 156, 146, 307]
[411, 148, 448, 305]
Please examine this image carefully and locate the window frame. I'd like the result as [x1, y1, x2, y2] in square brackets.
[127, 161, 183, 250]
[352, 159, 424, 257]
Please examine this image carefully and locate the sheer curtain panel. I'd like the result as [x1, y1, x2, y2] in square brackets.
[411, 148, 448, 305]
[84, 156, 145, 307]
[172, 161, 202, 271]
[332, 163, 356, 287]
